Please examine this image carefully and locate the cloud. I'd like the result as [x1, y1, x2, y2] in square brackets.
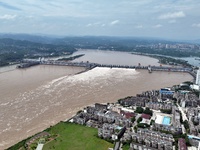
[135, 25, 143, 29]
[87, 20, 119, 28]
[0, 2, 21, 11]
[0, 14, 17, 20]
[158, 11, 185, 19]
[168, 20, 176, 24]
[86, 23, 92, 27]
[110, 20, 119, 26]
[153, 24, 163, 28]
[0, 0, 199, 39]
[86, 22, 101, 27]
[192, 23, 200, 28]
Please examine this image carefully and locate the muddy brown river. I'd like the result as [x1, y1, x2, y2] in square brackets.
[0, 50, 193, 149]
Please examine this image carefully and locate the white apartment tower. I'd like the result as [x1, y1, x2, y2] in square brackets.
[196, 68, 200, 86]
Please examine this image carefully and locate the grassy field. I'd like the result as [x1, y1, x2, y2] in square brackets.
[43, 122, 113, 150]
[122, 143, 130, 150]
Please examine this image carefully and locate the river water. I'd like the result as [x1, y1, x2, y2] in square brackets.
[0, 50, 193, 149]
[71, 49, 159, 66]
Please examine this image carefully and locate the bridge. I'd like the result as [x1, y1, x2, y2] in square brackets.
[19, 60, 194, 75]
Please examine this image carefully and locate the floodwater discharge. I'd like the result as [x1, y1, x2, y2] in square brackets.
[0, 50, 193, 149]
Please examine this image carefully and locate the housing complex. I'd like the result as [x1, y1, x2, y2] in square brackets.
[71, 83, 200, 150]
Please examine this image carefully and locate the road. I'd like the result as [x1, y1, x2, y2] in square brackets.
[177, 104, 188, 121]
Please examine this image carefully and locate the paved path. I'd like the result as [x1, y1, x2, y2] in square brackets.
[36, 144, 44, 150]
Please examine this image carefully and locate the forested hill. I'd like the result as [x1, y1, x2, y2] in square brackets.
[0, 38, 76, 66]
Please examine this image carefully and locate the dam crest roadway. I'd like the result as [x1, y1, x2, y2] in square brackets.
[17, 60, 195, 77]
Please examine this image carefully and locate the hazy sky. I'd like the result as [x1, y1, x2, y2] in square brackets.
[0, 0, 200, 40]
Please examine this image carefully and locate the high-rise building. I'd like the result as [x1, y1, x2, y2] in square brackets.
[196, 68, 200, 86]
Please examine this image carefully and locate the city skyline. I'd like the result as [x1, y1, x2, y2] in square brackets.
[0, 0, 200, 40]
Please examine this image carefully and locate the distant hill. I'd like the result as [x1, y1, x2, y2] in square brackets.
[0, 34, 179, 46]
[52, 36, 178, 51]
[0, 33, 56, 44]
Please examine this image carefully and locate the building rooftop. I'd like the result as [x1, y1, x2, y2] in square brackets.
[178, 138, 187, 150]
[141, 113, 151, 120]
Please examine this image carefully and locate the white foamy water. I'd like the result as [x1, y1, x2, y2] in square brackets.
[0, 66, 193, 149]
[65, 67, 139, 83]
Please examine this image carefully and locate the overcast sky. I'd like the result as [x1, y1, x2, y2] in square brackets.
[0, 0, 200, 40]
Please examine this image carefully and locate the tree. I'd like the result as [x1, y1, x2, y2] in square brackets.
[143, 107, 153, 116]
[134, 126, 137, 133]
[137, 123, 150, 128]
[183, 120, 189, 130]
[135, 107, 144, 114]
[131, 116, 136, 123]
[150, 119, 155, 125]
[180, 113, 183, 123]
[137, 117, 142, 123]
[160, 109, 172, 114]
[193, 121, 199, 126]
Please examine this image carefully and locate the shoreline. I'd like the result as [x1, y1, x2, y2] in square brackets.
[131, 52, 193, 67]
